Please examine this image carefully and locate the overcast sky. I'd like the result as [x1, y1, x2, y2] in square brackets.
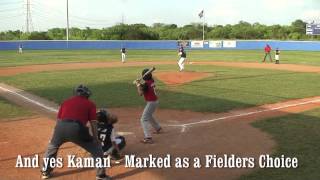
[0, 0, 319, 31]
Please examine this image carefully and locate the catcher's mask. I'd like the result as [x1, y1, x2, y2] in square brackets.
[142, 68, 152, 80]
[74, 84, 91, 98]
[96, 109, 108, 123]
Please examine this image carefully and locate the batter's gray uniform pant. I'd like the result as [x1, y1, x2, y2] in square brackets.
[140, 101, 161, 138]
[42, 120, 106, 177]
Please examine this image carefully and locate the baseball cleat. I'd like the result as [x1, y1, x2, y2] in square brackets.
[41, 171, 51, 179]
[96, 174, 112, 180]
[140, 137, 154, 144]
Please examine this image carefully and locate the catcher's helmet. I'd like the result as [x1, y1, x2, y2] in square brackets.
[74, 84, 91, 98]
[96, 109, 108, 122]
[142, 68, 152, 80]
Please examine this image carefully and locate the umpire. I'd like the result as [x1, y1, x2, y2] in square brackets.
[41, 85, 111, 180]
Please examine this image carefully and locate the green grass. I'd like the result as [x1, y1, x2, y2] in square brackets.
[0, 97, 33, 120]
[1, 65, 320, 112]
[0, 50, 175, 67]
[239, 108, 320, 180]
[1, 50, 320, 67]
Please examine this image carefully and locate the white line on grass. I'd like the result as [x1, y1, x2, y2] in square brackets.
[0, 85, 58, 113]
[169, 98, 320, 132]
[0, 84, 134, 136]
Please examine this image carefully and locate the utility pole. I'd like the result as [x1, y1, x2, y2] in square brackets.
[66, 0, 69, 41]
[25, 0, 33, 33]
[202, 15, 205, 41]
[121, 13, 124, 24]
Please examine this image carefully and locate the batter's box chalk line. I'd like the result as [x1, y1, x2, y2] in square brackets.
[166, 98, 320, 133]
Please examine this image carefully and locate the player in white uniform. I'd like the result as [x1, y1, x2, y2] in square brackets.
[178, 50, 187, 71]
[18, 44, 23, 54]
[120, 48, 126, 63]
[275, 48, 280, 64]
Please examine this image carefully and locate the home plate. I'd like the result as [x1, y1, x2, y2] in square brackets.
[118, 131, 134, 136]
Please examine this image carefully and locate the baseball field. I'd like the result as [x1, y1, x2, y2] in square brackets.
[1, 49, 320, 180]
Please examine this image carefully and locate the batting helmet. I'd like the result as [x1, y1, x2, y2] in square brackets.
[142, 68, 152, 80]
[74, 84, 91, 98]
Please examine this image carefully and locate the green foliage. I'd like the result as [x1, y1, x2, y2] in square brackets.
[48, 28, 66, 40]
[0, 30, 23, 40]
[28, 32, 52, 40]
[1, 19, 319, 40]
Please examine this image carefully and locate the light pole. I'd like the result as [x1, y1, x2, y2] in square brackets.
[66, 0, 69, 41]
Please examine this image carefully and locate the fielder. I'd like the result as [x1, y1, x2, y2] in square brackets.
[96, 109, 126, 161]
[134, 68, 162, 144]
[178, 50, 187, 71]
[18, 44, 23, 54]
[120, 47, 126, 63]
[275, 48, 280, 64]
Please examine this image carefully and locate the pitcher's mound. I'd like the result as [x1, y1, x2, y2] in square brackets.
[155, 71, 212, 85]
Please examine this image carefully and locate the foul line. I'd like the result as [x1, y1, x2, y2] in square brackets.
[0, 85, 58, 113]
[0, 84, 134, 136]
[168, 98, 320, 133]
[2, 84, 320, 134]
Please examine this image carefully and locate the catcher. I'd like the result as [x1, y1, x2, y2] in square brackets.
[96, 109, 126, 161]
[134, 68, 162, 144]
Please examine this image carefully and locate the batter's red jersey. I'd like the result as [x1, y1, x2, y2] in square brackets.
[57, 96, 97, 125]
[143, 79, 158, 101]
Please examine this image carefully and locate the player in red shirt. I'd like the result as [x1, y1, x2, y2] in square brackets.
[41, 85, 110, 180]
[134, 68, 162, 144]
[262, 44, 273, 62]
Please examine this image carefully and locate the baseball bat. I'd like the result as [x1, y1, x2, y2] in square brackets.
[133, 67, 156, 84]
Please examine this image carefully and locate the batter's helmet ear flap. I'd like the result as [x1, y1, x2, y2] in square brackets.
[96, 109, 108, 122]
[74, 84, 92, 98]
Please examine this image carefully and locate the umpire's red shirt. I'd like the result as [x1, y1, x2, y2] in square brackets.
[57, 96, 97, 125]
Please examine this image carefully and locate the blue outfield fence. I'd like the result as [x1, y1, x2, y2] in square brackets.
[0, 40, 320, 51]
[0, 40, 178, 50]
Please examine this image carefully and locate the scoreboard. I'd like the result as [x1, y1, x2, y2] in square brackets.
[306, 24, 320, 35]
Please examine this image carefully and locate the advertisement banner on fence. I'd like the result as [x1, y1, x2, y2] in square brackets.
[223, 40, 237, 48]
[209, 41, 223, 48]
[191, 41, 204, 48]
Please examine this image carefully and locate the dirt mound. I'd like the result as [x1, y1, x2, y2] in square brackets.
[155, 71, 212, 85]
